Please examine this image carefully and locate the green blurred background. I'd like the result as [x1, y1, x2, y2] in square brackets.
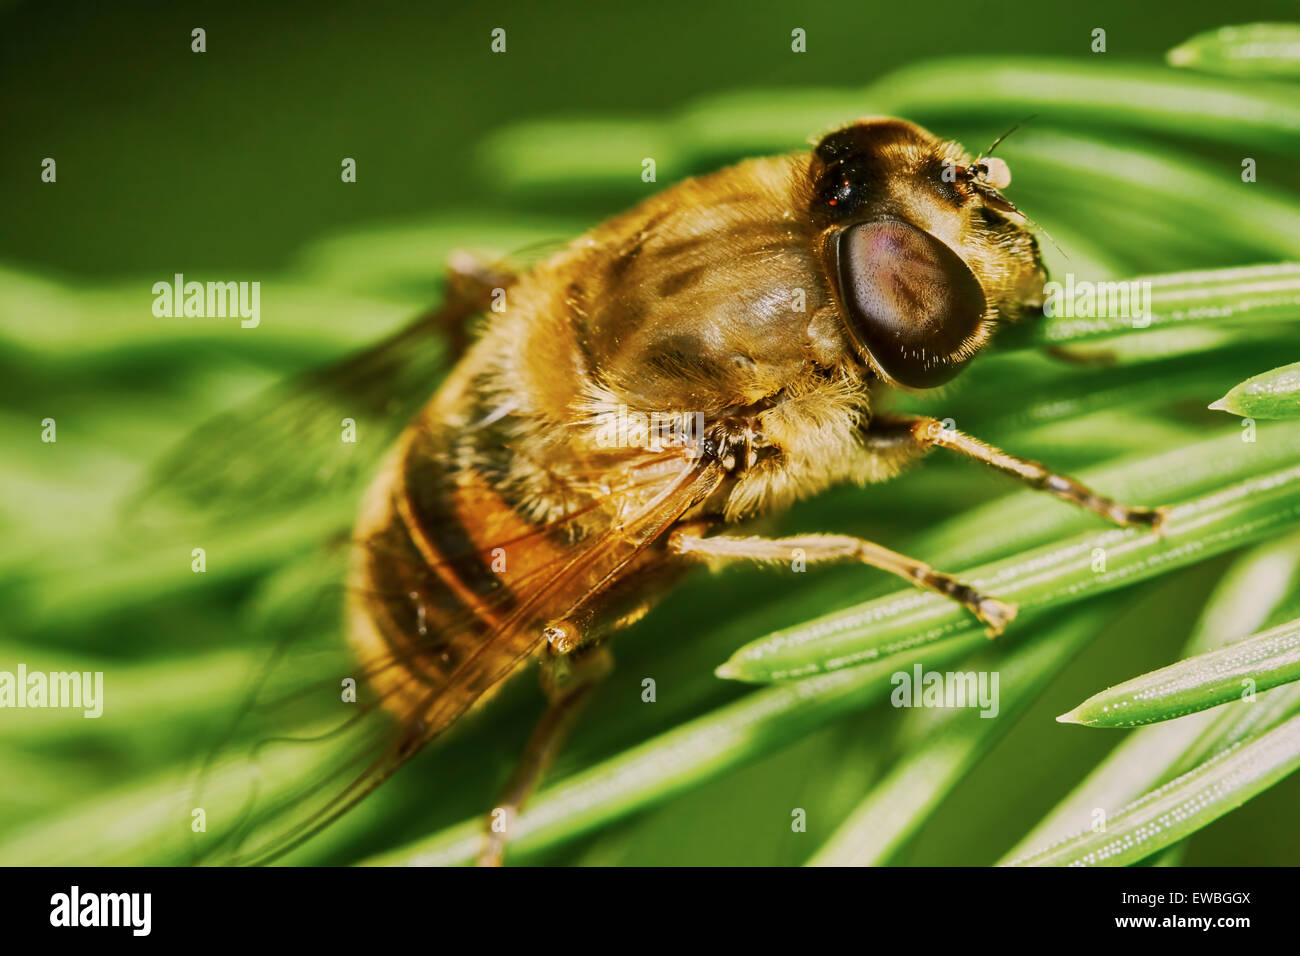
[4, 0, 1300, 866]
[5, 0, 1297, 277]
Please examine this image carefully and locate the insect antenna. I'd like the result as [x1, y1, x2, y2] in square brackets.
[976, 115, 1068, 261]
[979, 114, 1038, 160]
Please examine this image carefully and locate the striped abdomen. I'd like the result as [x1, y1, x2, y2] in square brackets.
[345, 401, 580, 733]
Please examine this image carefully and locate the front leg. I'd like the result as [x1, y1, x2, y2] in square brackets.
[866, 415, 1166, 530]
[669, 530, 1017, 636]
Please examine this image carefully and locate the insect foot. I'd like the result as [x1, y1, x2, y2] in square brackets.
[1121, 504, 1169, 534]
[975, 596, 1019, 638]
[908, 564, 1018, 638]
[702, 416, 763, 473]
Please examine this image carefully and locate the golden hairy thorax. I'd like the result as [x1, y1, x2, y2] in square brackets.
[467, 155, 887, 522]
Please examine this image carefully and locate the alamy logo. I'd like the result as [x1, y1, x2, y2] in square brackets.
[152, 272, 260, 328]
[1041, 274, 1152, 327]
[50, 886, 151, 936]
[0, 664, 103, 717]
[890, 664, 1000, 718]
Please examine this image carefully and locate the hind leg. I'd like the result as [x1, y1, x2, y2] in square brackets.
[477, 642, 613, 866]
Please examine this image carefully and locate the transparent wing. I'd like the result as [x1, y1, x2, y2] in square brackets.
[124, 244, 543, 531]
[129, 305, 460, 528]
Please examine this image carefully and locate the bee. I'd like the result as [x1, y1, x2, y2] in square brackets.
[164, 117, 1163, 866]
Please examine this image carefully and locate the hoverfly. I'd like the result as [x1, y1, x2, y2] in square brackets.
[158, 117, 1163, 866]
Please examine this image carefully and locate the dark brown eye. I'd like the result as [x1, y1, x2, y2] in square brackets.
[833, 220, 987, 388]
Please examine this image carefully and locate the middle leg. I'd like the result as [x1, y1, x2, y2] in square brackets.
[669, 529, 1017, 635]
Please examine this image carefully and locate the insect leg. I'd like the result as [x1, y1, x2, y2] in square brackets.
[866, 416, 1166, 530]
[669, 530, 1016, 636]
[477, 643, 613, 867]
[435, 252, 515, 360]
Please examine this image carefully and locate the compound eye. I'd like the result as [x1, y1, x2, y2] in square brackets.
[834, 220, 988, 388]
